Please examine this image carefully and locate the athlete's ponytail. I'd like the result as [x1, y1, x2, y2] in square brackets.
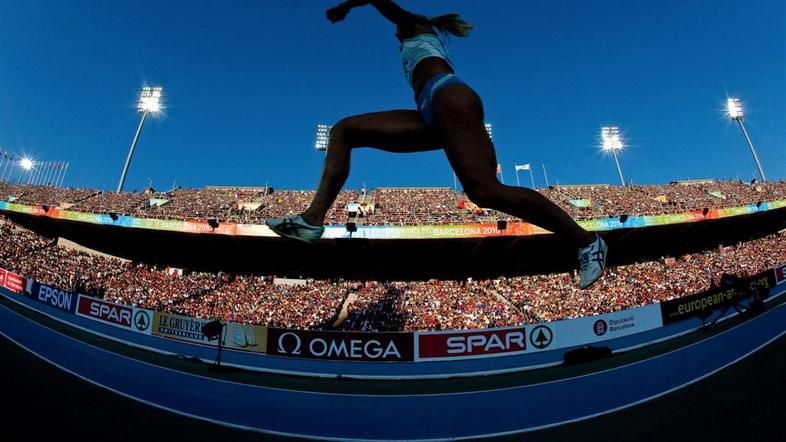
[428, 13, 473, 38]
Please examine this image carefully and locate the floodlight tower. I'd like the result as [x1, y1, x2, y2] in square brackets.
[601, 127, 626, 186]
[117, 86, 163, 193]
[315, 124, 332, 153]
[484, 123, 493, 141]
[727, 98, 766, 183]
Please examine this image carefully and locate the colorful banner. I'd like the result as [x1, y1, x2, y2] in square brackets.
[660, 270, 775, 324]
[267, 328, 414, 361]
[1, 198, 785, 240]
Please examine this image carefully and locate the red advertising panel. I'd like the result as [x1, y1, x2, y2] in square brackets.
[76, 296, 133, 328]
[417, 326, 527, 361]
[775, 264, 786, 285]
[2, 270, 25, 293]
[266, 328, 414, 361]
[0, 268, 6, 287]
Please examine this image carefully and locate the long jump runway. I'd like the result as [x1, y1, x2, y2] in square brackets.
[2, 298, 786, 441]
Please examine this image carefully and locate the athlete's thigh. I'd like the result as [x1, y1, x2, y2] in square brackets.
[341, 110, 442, 153]
[432, 87, 498, 186]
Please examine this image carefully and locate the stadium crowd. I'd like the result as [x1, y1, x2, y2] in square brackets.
[1, 215, 783, 332]
[2, 180, 785, 226]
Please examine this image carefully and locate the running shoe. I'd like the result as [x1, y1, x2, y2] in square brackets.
[578, 234, 607, 289]
[265, 214, 324, 245]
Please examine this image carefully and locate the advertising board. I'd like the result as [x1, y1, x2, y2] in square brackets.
[416, 304, 664, 361]
[660, 270, 775, 324]
[267, 328, 414, 361]
[26, 281, 79, 314]
[76, 295, 154, 334]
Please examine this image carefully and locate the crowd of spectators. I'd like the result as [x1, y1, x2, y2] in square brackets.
[1, 214, 783, 332]
[4, 180, 784, 226]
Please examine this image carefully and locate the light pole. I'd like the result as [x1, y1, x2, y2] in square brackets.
[727, 98, 766, 183]
[601, 127, 626, 186]
[117, 86, 163, 193]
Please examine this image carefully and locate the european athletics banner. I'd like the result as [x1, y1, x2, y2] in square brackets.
[415, 304, 663, 361]
[659, 269, 775, 325]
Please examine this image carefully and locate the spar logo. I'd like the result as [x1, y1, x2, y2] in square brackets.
[593, 319, 608, 336]
[269, 329, 413, 361]
[529, 325, 553, 350]
[77, 297, 133, 328]
[133, 310, 151, 332]
[417, 327, 527, 360]
[776, 265, 786, 285]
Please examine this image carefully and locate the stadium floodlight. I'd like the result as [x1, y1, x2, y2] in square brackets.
[726, 97, 766, 183]
[315, 124, 332, 152]
[601, 126, 626, 186]
[117, 86, 164, 192]
[20, 158, 33, 170]
[485, 123, 493, 141]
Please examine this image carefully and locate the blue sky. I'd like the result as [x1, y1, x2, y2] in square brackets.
[1, 0, 784, 192]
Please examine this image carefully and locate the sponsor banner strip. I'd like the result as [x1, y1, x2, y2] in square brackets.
[416, 304, 664, 361]
[2, 199, 785, 239]
[659, 270, 776, 325]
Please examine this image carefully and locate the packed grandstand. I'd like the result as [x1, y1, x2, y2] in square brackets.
[1, 179, 784, 332]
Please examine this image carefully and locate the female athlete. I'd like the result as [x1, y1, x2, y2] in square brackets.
[267, 0, 607, 288]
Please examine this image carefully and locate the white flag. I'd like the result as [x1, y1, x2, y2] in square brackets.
[515, 164, 531, 171]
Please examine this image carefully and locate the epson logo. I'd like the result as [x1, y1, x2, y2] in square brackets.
[88, 301, 132, 326]
[37, 285, 74, 311]
[446, 331, 525, 354]
[277, 333, 402, 359]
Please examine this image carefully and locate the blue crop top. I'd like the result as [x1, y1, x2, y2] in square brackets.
[400, 33, 454, 87]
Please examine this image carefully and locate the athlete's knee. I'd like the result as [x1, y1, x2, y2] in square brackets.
[330, 116, 364, 148]
[464, 181, 505, 207]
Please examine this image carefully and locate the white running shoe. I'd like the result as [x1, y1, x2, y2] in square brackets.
[265, 214, 325, 245]
[578, 234, 607, 289]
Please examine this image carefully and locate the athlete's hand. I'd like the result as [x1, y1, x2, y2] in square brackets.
[326, 3, 350, 23]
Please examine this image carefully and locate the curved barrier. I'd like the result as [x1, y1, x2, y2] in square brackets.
[2, 263, 784, 379]
[3, 281, 785, 439]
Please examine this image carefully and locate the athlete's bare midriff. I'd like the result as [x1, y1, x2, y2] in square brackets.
[411, 57, 455, 99]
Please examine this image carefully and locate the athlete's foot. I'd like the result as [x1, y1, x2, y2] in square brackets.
[265, 214, 325, 245]
[577, 234, 607, 289]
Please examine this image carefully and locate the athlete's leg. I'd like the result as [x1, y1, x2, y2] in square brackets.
[302, 110, 441, 225]
[432, 86, 594, 247]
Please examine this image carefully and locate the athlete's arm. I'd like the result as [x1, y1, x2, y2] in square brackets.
[327, 0, 423, 28]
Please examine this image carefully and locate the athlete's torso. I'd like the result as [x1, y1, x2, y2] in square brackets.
[398, 25, 455, 99]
